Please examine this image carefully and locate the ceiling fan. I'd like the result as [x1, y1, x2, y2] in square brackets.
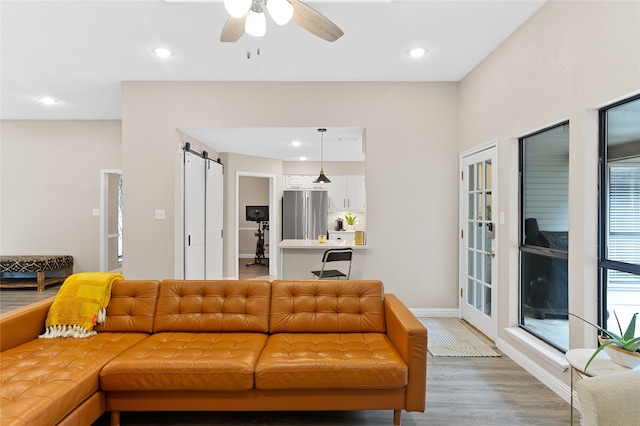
[220, 0, 344, 43]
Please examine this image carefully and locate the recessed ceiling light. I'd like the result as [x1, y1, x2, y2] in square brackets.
[299, 156, 307, 161]
[409, 47, 426, 58]
[39, 96, 58, 105]
[291, 140, 302, 147]
[153, 47, 173, 58]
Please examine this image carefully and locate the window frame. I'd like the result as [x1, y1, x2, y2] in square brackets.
[598, 94, 640, 329]
[518, 121, 570, 352]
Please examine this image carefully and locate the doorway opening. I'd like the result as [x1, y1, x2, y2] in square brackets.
[100, 169, 123, 272]
[236, 172, 277, 279]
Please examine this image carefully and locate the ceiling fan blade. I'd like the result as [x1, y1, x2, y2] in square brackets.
[289, 0, 344, 42]
[220, 15, 246, 42]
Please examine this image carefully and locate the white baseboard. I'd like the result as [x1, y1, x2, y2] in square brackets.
[410, 308, 460, 318]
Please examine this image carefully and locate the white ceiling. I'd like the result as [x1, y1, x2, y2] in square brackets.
[0, 0, 547, 160]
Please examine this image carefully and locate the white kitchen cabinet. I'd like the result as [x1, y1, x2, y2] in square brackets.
[283, 175, 328, 190]
[327, 175, 365, 212]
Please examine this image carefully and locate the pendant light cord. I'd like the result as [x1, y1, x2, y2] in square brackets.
[314, 128, 330, 183]
[320, 129, 324, 171]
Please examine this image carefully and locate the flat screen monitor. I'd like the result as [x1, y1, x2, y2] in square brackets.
[246, 205, 269, 222]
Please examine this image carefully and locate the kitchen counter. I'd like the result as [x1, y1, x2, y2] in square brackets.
[278, 239, 368, 249]
[278, 239, 368, 279]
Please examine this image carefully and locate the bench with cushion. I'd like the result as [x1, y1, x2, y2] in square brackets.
[0, 255, 74, 292]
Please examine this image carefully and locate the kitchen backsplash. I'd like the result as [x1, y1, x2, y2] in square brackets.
[328, 211, 366, 231]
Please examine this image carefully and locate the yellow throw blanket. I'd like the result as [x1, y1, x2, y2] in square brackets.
[39, 272, 124, 338]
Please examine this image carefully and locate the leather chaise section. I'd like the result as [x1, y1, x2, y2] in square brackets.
[0, 333, 148, 426]
[256, 333, 407, 390]
[99, 332, 268, 391]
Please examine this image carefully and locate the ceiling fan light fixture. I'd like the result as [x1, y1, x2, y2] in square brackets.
[224, 0, 252, 18]
[245, 5, 266, 37]
[267, 0, 294, 26]
[313, 128, 331, 184]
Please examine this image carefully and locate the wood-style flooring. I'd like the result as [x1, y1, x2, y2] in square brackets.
[0, 273, 581, 425]
[91, 353, 580, 425]
[238, 257, 271, 279]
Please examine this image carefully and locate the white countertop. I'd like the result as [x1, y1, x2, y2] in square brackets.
[278, 239, 368, 249]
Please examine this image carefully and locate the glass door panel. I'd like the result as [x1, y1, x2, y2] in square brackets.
[461, 146, 498, 340]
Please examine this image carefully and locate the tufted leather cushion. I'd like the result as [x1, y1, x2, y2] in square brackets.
[99, 332, 268, 391]
[94, 280, 160, 333]
[255, 333, 407, 390]
[269, 280, 386, 333]
[0, 333, 148, 426]
[153, 280, 271, 333]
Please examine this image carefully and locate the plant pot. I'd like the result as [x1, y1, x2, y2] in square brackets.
[599, 336, 640, 368]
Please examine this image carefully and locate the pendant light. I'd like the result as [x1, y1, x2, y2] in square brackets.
[313, 128, 331, 183]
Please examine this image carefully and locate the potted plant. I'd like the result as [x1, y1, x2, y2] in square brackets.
[569, 311, 640, 371]
[344, 212, 357, 230]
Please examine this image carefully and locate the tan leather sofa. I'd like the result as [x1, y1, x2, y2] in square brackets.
[0, 279, 427, 426]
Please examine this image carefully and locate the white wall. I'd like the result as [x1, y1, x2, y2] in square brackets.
[0, 120, 122, 271]
[458, 0, 640, 390]
[121, 82, 460, 308]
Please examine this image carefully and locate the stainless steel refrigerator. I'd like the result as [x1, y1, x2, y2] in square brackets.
[282, 190, 328, 240]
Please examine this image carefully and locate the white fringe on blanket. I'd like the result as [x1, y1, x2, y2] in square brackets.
[39, 324, 97, 338]
[38, 307, 106, 339]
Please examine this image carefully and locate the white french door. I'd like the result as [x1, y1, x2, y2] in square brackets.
[460, 144, 498, 341]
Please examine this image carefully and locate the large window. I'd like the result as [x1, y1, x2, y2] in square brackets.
[519, 122, 570, 351]
[599, 95, 640, 333]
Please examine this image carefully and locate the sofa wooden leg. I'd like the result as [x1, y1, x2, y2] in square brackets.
[110, 411, 121, 426]
[394, 409, 402, 425]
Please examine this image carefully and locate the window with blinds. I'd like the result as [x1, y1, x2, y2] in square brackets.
[599, 94, 640, 332]
[519, 122, 570, 351]
[608, 166, 640, 270]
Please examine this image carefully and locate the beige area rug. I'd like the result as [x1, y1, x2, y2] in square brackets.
[420, 317, 500, 357]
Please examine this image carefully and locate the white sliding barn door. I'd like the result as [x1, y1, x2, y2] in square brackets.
[184, 152, 206, 279]
[206, 160, 223, 279]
